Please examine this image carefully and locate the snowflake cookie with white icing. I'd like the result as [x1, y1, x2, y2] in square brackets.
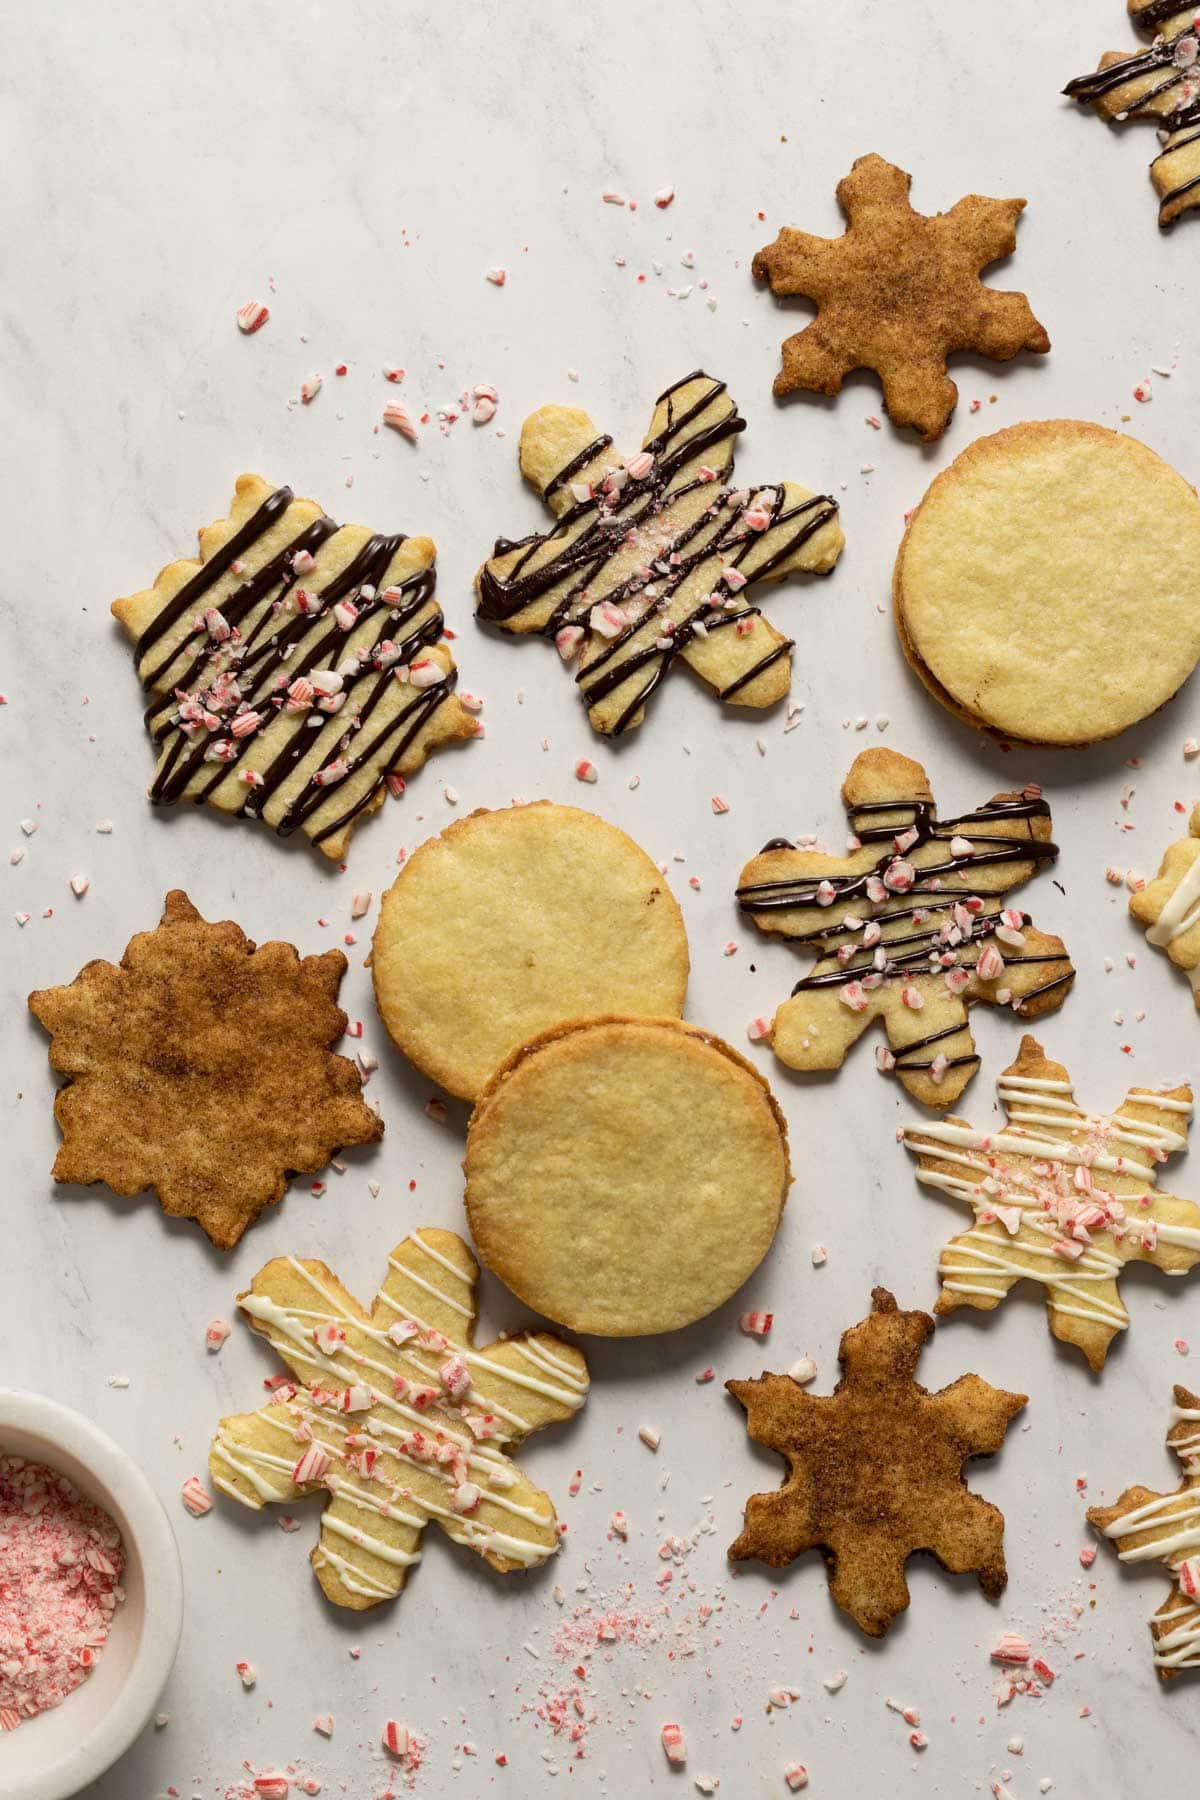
[1130, 802, 1200, 1003]
[475, 371, 844, 737]
[735, 748, 1074, 1108]
[902, 1035, 1200, 1371]
[209, 1228, 588, 1611]
[1089, 1386, 1200, 1679]
[112, 473, 479, 861]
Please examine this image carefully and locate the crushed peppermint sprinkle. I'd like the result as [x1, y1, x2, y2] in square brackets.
[747, 1015, 772, 1042]
[181, 1475, 213, 1516]
[789, 1355, 818, 1385]
[575, 759, 598, 784]
[784, 1764, 809, 1790]
[485, 266, 507, 286]
[739, 1310, 773, 1338]
[654, 185, 675, 207]
[711, 794, 730, 814]
[660, 1721, 686, 1764]
[299, 373, 323, 405]
[383, 401, 418, 441]
[0, 1455, 126, 1729]
[205, 1318, 231, 1352]
[235, 300, 270, 335]
[638, 1424, 661, 1451]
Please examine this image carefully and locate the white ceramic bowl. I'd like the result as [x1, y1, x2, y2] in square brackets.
[0, 1390, 183, 1800]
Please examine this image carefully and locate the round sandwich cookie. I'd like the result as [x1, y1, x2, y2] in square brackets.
[464, 1016, 791, 1336]
[894, 420, 1200, 746]
[372, 802, 689, 1101]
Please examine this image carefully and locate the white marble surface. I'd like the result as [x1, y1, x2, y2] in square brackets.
[4, 1, 1198, 1795]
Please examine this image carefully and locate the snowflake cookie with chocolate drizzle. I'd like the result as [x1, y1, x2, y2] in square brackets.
[1065, 1, 1200, 229]
[1089, 1386, 1200, 1679]
[1130, 802, 1200, 1004]
[735, 748, 1074, 1108]
[209, 1228, 588, 1611]
[112, 474, 478, 861]
[902, 1036, 1200, 1372]
[474, 372, 844, 737]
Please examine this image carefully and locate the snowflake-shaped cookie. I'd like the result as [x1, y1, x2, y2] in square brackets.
[475, 371, 844, 736]
[902, 1035, 1200, 1370]
[28, 890, 381, 1249]
[112, 473, 478, 861]
[210, 1228, 588, 1611]
[1089, 1385, 1200, 1679]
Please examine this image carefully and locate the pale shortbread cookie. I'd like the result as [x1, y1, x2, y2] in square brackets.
[112, 473, 477, 861]
[1065, 3, 1200, 230]
[736, 748, 1074, 1108]
[475, 371, 844, 736]
[1130, 802, 1200, 1003]
[464, 1017, 790, 1336]
[210, 1227, 588, 1612]
[894, 421, 1200, 745]
[372, 802, 689, 1100]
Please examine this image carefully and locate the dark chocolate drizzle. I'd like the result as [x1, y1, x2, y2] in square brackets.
[1064, 7, 1200, 226]
[133, 486, 455, 848]
[477, 373, 839, 736]
[737, 792, 1071, 1073]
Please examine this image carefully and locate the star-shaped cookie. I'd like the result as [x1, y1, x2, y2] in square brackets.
[728, 1288, 1026, 1637]
[1130, 802, 1200, 1003]
[112, 473, 478, 861]
[210, 1228, 588, 1610]
[752, 154, 1051, 441]
[1065, 3, 1200, 229]
[902, 1035, 1200, 1371]
[1089, 1386, 1200, 1679]
[475, 371, 844, 736]
[28, 890, 382, 1248]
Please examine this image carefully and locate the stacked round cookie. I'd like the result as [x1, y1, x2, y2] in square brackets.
[373, 802, 791, 1336]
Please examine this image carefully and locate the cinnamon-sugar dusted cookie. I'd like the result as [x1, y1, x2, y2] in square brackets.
[752, 154, 1049, 442]
[1088, 1386, 1200, 1679]
[894, 421, 1200, 745]
[735, 748, 1074, 1108]
[1065, 3, 1200, 229]
[27, 890, 382, 1249]
[1130, 803, 1200, 1003]
[475, 371, 843, 736]
[464, 1017, 790, 1336]
[901, 1035, 1200, 1372]
[372, 802, 688, 1100]
[112, 473, 478, 861]
[210, 1228, 588, 1611]
[728, 1288, 1026, 1637]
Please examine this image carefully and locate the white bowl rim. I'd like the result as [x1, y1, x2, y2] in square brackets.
[0, 1388, 184, 1800]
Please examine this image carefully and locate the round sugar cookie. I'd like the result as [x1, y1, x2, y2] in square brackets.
[894, 420, 1200, 746]
[464, 1016, 791, 1336]
[371, 803, 689, 1100]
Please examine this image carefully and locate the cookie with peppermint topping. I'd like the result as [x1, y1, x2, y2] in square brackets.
[112, 473, 478, 861]
[735, 748, 1074, 1108]
[28, 890, 382, 1248]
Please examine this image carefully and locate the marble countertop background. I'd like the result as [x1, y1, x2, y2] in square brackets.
[3, 1, 1197, 1794]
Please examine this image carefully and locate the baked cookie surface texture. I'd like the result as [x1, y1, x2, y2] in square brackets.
[902, 1035, 1200, 1371]
[1065, 2, 1200, 228]
[752, 153, 1049, 441]
[464, 1017, 790, 1336]
[1088, 1386, 1200, 1680]
[372, 802, 689, 1100]
[894, 420, 1200, 745]
[112, 473, 477, 861]
[1130, 802, 1200, 1003]
[727, 1288, 1026, 1637]
[475, 371, 844, 736]
[28, 890, 382, 1249]
[210, 1228, 588, 1611]
[735, 747, 1074, 1107]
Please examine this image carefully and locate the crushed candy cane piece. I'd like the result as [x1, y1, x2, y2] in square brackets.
[661, 1721, 686, 1765]
[181, 1476, 212, 1517]
[638, 1424, 661, 1451]
[236, 300, 270, 334]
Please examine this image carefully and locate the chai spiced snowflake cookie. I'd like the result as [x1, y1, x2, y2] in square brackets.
[727, 1288, 1026, 1637]
[735, 748, 1074, 1108]
[1089, 1386, 1200, 1679]
[475, 371, 844, 737]
[1130, 802, 1200, 1003]
[901, 1035, 1200, 1371]
[112, 473, 478, 861]
[28, 890, 382, 1249]
[209, 1228, 588, 1610]
[1065, 2, 1200, 229]
[752, 154, 1050, 441]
